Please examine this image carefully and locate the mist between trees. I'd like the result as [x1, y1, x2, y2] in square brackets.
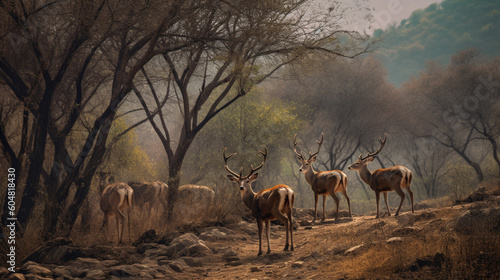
[0, 0, 498, 251]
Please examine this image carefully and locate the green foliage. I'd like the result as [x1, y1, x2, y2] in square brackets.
[182, 89, 305, 189]
[101, 118, 157, 181]
[375, 0, 500, 86]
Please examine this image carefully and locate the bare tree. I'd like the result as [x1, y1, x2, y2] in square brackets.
[0, 0, 197, 239]
[131, 0, 373, 222]
[403, 50, 500, 183]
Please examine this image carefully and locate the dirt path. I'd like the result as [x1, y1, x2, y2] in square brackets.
[195, 212, 433, 280]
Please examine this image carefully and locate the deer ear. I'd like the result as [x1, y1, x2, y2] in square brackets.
[364, 156, 375, 163]
[249, 173, 259, 181]
[311, 155, 317, 162]
[227, 175, 238, 182]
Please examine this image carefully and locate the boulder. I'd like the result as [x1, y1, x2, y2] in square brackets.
[199, 228, 231, 242]
[453, 207, 500, 234]
[176, 241, 213, 258]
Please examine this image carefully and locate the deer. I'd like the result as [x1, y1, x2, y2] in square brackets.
[99, 182, 134, 244]
[223, 147, 295, 256]
[293, 133, 351, 222]
[127, 181, 168, 217]
[347, 133, 414, 218]
[96, 171, 114, 194]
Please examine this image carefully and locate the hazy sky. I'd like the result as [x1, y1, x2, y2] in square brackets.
[367, 0, 444, 30]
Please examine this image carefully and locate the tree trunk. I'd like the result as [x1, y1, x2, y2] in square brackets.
[17, 88, 54, 235]
[165, 134, 194, 223]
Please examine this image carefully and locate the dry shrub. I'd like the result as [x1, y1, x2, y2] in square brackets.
[204, 183, 246, 226]
[441, 224, 500, 279]
[444, 163, 478, 202]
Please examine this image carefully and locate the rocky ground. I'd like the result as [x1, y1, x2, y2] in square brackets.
[3, 186, 500, 280]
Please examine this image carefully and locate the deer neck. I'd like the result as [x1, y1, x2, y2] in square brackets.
[358, 165, 373, 186]
[241, 187, 256, 210]
[99, 180, 108, 194]
[304, 165, 317, 185]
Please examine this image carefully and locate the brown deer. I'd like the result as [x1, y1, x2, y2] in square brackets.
[223, 147, 294, 256]
[100, 182, 134, 244]
[96, 171, 114, 194]
[348, 133, 414, 218]
[293, 133, 351, 222]
[127, 181, 168, 217]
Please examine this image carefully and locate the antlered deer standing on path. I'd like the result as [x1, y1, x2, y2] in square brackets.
[293, 133, 351, 222]
[223, 147, 295, 256]
[348, 133, 414, 218]
[99, 182, 134, 244]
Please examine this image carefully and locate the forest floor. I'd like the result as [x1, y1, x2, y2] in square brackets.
[4, 185, 500, 279]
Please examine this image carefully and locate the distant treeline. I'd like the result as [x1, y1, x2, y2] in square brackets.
[375, 0, 500, 86]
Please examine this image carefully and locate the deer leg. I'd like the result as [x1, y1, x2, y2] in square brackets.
[395, 188, 405, 216]
[271, 207, 290, 251]
[383, 192, 391, 216]
[313, 192, 319, 223]
[117, 209, 125, 244]
[343, 190, 352, 218]
[375, 191, 381, 219]
[265, 220, 271, 254]
[127, 210, 131, 243]
[322, 195, 327, 221]
[257, 219, 264, 256]
[331, 193, 340, 220]
[101, 214, 109, 242]
[407, 188, 414, 213]
[288, 210, 294, 251]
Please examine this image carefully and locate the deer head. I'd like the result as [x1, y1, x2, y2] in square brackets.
[223, 147, 268, 191]
[293, 133, 323, 173]
[348, 133, 387, 170]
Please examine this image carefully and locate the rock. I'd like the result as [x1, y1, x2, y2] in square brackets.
[85, 269, 106, 279]
[292, 261, 305, 268]
[133, 229, 158, 245]
[109, 265, 136, 277]
[22, 261, 52, 276]
[169, 233, 200, 251]
[199, 228, 231, 242]
[176, 241, 213, 258]
[168, 261, 184, 273]
[222, 250, 238, 260]
[22, 242, 82, 264]
[392, 227, 420, 236]
[387, 237, 403, 243]
[0, 267, 8, 276]
[413, 211, 436, 222]
[71, 257, 106, 270]
[368, 221, 386, 231]
[8, 274, 25, 280]
[250, 266, 262, 272]
[298, 220, 312, 227]
[345, 244, 364, 254]
[182, 257, 203, 267]
[453, 207, 500, 234]
[52, 265, 85, 279]
[143, 244, 170, 259]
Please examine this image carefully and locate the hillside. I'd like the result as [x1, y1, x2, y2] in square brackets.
[3, 186, 500, 279]
[374, 0, 500, 86]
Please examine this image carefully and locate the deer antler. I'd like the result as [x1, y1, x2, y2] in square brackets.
[309, 133, 324, 159]
[361, 132, 387, 160]
[248, 146, 268, 177]
[223, 148, 240, 178]
[293, 134, 304, 160]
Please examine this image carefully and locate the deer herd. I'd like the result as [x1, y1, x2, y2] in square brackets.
[97, 133, 415, 256]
